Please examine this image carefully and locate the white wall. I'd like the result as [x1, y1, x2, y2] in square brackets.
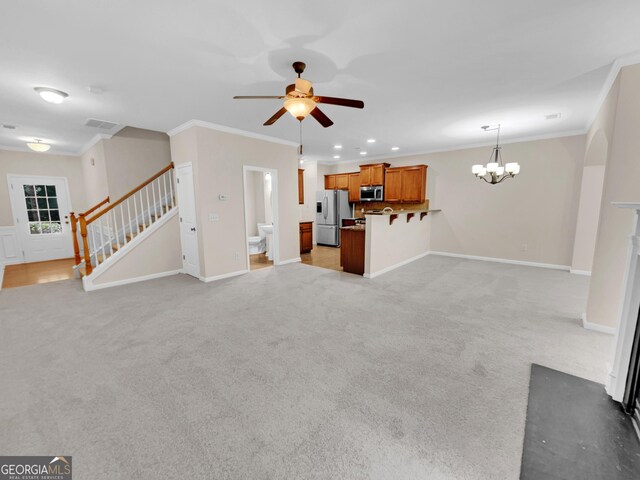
[80, 140, 108, 207]
[325, 134, 585, 267]
[0, 149, 87, 226]
[299, 160, 318, 242]
[170, 124, 298, 279]
[244, 170, 266, 237]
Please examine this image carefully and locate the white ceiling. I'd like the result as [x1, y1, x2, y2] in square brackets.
[2, 0, 640, 162]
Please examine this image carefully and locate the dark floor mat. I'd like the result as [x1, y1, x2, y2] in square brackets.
[520, 364, 640, 479]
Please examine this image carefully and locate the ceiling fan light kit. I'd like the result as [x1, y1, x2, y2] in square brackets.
[472, 124, 520, 184]
[233, 61, 364, 128]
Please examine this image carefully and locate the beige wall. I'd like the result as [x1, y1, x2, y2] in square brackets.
[299, 160, 318, 242]
[325, 134, 585, 266]
[586, 64, 640, 328]
[571, 165, 606, 273]
[80, 140, 108, 207]
[0, 149, 87, 226]
[91, 213, 182, 285]
[170, 126, 298, 279]
[102, 127, 172, 201]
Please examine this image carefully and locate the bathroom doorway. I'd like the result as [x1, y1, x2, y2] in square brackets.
[243, 166, 278, 271]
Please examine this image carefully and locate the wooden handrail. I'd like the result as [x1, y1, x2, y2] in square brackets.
[82, 196, 110, 216]
[86, 163, 174, 224]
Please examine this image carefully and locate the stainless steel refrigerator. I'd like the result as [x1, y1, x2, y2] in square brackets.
[316, 190, 351, 246]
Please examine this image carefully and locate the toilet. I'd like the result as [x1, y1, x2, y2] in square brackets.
[248, 223, 267, 254]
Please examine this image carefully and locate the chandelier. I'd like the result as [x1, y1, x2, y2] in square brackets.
[472, 125, 520, 184]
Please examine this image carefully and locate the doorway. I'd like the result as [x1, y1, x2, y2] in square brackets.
[243, 166, 278, 270]
[175, 163, 200, 278]
[8, 175, 74, 263]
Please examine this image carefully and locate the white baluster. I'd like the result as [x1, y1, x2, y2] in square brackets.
[113, 210, 120, 251]
[133, 191, 140, 234]
[169, 170, 176, 208]
[145, 184, 151, 228]
[126, 198, 133, 241]
[99, 217, 106, 263]
[120, 204, 126, 245]
[151, 179, 158, 221]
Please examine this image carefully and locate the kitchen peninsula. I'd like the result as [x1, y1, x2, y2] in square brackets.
[340, 209, 438, 277]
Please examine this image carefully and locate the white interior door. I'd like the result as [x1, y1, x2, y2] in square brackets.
[175, 164, 200, 278]
[8, 175, 74, 263]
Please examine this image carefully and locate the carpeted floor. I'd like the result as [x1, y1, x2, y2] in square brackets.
[0, 255, 612, 479]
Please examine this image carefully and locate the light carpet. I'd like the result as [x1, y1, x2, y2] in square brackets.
[0, 255, 612, 479]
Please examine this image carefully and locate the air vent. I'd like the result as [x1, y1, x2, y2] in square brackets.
[85, 118, 118, 130]
[545, 113, 562, 121]
[2, 124, 16, 129]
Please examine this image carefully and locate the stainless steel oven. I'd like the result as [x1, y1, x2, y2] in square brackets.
[360, 185, 383, 202]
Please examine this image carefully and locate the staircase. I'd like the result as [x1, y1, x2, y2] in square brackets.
[69, 163, 176, 285]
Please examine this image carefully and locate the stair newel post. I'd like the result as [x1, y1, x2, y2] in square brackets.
[69, 212, 81, 265]
[79, 214, 92, 275]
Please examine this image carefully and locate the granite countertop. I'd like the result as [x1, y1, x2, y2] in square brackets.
[340, 225, 366, 231]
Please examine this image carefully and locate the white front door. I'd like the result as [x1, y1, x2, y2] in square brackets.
[175, 164, 200, 278]
[8, 175, 74, 262]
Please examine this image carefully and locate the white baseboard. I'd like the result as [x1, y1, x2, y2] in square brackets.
[364, 251, 430, 279]
[83, 269, 183, 291]
[581, 313, 615, 335]
[428, 251, 570, 271]
[570, 269, 592, 276]
[277, 257, 301, 266]
[200, 269, 249, 283]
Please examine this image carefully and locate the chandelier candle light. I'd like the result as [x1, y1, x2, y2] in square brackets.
[472, 124, 520, 184]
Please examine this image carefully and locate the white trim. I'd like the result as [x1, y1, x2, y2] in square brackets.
[78, 133, 112, 156]
[587, 51, 640, 131]
[318, 129, 587, 165]
[167, 119, 298, 147]
[0, 264, 4, 291]
[199, 269, 249, 283]
[0, 226, 23, 265]
[82, 208, 178, 282]
[83, 269, 182, 292]
[364, 251, 430, 279]
[570, 269, 591, 276]
[581, 313, 615, 335]
[428, 251, 570, 271]
[242, 165, 280, 269]
[277, 257, 301, 266]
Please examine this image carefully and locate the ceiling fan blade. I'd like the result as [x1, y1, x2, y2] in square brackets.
[310, 107, 334, 128]
[263, 107, 287, 126]
[314, 96, 364, 109]
[233, 96, 285, 99]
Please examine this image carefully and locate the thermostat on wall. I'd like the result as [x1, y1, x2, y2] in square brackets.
[218, 194, 229, 201]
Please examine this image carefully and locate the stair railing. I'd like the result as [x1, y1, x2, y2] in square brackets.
[69, 196, 110, 266]
[79, 163, 175, 275]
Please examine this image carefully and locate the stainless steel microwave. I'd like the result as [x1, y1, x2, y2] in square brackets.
[360, 185, 383, 202]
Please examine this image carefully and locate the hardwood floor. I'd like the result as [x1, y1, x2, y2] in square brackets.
[2, 258, 76, 289]
[250, 253, 273, 271]
[301, 245, 342, 272]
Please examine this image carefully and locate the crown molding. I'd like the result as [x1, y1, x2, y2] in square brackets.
[166, 119, 298, 147]
[585, 50, 640, 131]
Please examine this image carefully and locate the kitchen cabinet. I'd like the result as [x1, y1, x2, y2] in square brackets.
[335, 173, 349, 190]
[324, 175, 336, 190]
[340, 227, 365, 275]
[300, 221, 313, 254]
[298, 169, 304, 204]
[348, 172, 361, 202]
[384, 165, 428, 203]
[360, 163, 390, 186]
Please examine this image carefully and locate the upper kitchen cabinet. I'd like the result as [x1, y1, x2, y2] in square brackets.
[384, 165, 428, 203]
[360, 163, 390, 186]
[335, 173, 349, 190]
[348, 172, 361, 202]
[298, 169, 304, 204]
[324, 174, 337, 190]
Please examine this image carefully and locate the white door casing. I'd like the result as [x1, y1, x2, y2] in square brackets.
[7, 175, 74, 263]
[175, 163, 200, 278]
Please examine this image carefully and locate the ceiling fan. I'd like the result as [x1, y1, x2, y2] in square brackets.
[233, 61, 364, 128]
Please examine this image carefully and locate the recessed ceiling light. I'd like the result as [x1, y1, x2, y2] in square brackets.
[367, 139, 376, 143]
[333, 155, 340, 159]
[391, 146, 400, 151]
[27, 139, 51, 152]
[299, 159, 304, 165]
[34, 87, 69, 104]
[334, 145, 342, 149]
[360, 151, 367, 156]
